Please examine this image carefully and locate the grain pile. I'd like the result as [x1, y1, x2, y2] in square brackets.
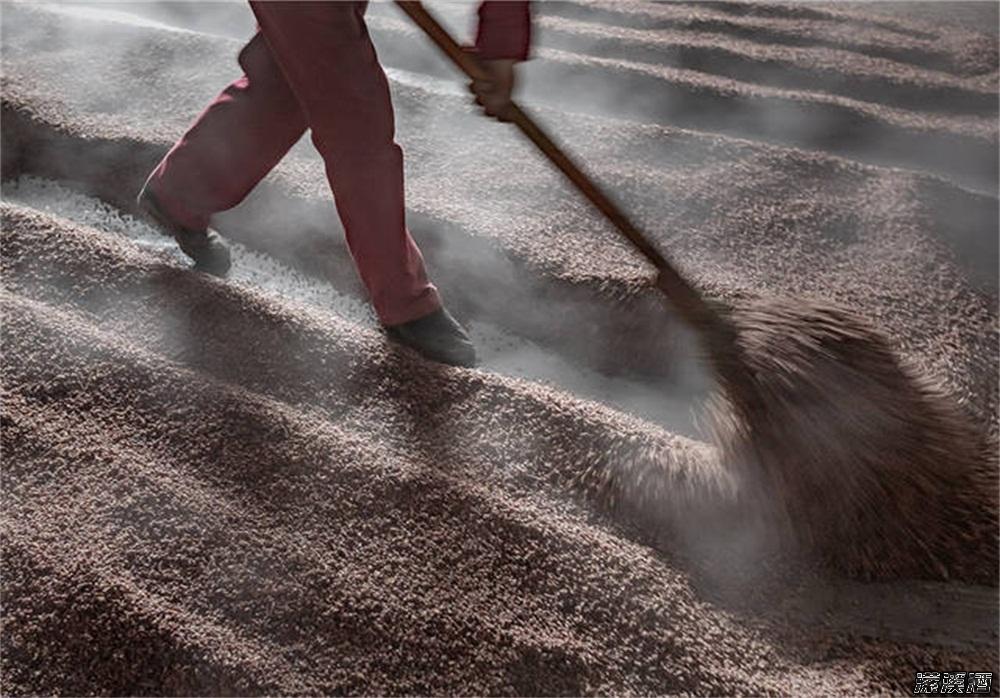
[2, 1, 997, 695]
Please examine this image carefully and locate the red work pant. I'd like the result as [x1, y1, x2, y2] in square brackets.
[144, 1, 441, 326]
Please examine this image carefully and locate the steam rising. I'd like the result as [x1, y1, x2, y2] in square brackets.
[3, 175, 707, 435]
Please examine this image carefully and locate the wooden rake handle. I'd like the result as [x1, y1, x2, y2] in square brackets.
[394, 1, 728, 339]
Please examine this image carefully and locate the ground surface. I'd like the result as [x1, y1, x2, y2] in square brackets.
[1, 1, 998, 696]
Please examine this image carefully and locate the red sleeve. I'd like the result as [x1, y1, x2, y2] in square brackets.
[475, 1, 531, 61]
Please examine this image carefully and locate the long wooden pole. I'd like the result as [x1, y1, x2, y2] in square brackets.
[394, 1, 733, 346]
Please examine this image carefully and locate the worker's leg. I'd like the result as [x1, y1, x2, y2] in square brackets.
[143, 31, 308, 232]
[249, 1, 441, 326]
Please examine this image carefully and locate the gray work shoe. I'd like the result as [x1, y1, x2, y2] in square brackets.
[136, 185, 232, 277]
[386, 307, 477, 367]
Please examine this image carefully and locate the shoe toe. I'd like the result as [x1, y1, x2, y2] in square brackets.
[177, 230, 232, 277]
[434, 338, 477, 368]
[192, 251, 232, 278]
[387, 309, 477, 368]
[138, 186, 231, 277]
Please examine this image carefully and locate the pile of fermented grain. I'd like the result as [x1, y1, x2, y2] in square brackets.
[4, 200, 996, 696]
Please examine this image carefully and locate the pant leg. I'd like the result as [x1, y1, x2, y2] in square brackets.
[145, 31, 308, 231]
[249, 1, 441, 326]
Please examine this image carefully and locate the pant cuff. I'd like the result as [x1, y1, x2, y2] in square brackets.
[378, 286, 443, 327]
